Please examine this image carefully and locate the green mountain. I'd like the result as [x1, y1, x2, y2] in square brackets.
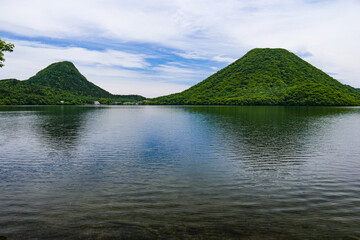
[28, 61, 112, 97]
[153, 48, 360, 106]
[0, 61, 145, 105]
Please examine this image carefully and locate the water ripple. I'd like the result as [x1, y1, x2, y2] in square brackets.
[0, 106, 360, 239]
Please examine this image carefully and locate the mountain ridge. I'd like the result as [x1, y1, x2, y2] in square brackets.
[1, 49, 359, 106]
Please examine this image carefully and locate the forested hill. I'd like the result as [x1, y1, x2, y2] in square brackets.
[0, 61, 145, 105]
[28, 61, 112, 98]
[153, 48, 360, 106]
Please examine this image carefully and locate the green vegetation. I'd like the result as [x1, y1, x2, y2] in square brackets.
[0, 61, 145, 105]
[28, 61, 112, 97]
[152, 48, 360, 106]
[0, 39, 14, 67]
[2, 49, 359, 106]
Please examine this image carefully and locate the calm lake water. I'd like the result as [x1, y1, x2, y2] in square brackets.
[0, 105, 360, 239]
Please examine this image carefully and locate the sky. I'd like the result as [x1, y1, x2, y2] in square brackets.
[0, 0, 359, 98]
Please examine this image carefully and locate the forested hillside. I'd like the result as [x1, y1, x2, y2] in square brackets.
[0, 61, 145, 105]
[153, 48, 360, 106]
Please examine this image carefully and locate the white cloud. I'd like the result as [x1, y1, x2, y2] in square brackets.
[175, 52, 236, 64]
[0, 40, 199, 97]
[175, 51, 207, 60]
[79, 65, 191, 97]
[152, 64, 196, 75]
[0, 39, 149, 77]
[1, 0, 360, 94]
[211, 56, 236, 63]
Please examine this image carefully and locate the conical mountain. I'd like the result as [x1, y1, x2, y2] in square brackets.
[0, 61, 145, 105]
[28, 61, 112, 97]
[154, 48, 360, 105]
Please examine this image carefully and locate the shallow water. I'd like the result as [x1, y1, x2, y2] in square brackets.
[0, 105, 359, 239]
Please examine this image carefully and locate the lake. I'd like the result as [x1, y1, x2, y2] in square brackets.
[0, 105, 359, 239]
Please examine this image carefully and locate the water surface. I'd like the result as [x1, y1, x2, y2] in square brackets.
[0, 106, 360, 239]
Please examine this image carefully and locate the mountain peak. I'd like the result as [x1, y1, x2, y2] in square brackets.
[248, 47, 288, 52]
[28, 61, 112, 97]
[47, 60, 76, 67]
[153, 48, 360, 105]
[241, 47, 294, 59]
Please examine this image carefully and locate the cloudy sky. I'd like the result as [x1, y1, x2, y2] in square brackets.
[0, 0, 359, 97]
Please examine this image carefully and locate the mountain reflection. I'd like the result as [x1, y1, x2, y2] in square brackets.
[1, 106, 360, 239]
[182, 106, 360, 170]
[31, 106, 100, 150]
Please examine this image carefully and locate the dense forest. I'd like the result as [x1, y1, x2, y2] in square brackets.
[0, 61, 145, 105]
[152, 48, 360, 106]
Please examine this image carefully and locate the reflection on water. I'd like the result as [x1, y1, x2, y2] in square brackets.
[34, 106, 97, 148]
[184, 106, 359, 170]
[0, 106, 360, 239]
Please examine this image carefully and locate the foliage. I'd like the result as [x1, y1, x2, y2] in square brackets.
[0, 62, 145, 105]
[0, 39, 14, 67]
[27, 61, 113, 97]
[346, 85, 360, 93]
[152, 48, 360, 106]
